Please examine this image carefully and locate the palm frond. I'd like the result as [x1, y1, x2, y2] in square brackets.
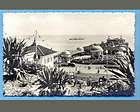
[3, 37, 27, 82]
[109, 69, 127, 78]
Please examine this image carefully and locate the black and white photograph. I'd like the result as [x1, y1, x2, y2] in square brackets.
[3, 12, 135, 97]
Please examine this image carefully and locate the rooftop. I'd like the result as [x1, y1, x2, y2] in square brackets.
[23, 43, 57, 56]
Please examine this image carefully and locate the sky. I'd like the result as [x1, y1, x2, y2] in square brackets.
[3, 12, 135, 36]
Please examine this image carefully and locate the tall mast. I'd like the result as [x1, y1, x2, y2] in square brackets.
[35, 30, 37, 55]
[33, 30, 38, 62]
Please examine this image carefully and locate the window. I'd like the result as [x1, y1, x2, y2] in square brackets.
[47, 58, 49, 63]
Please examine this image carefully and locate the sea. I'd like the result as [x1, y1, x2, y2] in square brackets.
[16, 34, 134, 52]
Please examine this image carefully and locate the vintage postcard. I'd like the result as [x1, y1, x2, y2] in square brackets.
[0, 10, 140, 100]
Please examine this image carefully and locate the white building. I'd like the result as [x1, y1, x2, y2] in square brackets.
[23, 42, 57, 68]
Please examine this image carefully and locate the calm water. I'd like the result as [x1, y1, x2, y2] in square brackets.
[19, 35, 134, 52]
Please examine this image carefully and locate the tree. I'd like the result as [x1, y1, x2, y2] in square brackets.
[3, 37, 26, 82]
[106, 47, 135, 96]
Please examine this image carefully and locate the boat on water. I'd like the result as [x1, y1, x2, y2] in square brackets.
[69, 37, 84, 40]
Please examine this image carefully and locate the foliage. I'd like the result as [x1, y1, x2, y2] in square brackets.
[3, 37, 26, 82]
[105, 47, 135, 96]
[36, 67, 68, 96]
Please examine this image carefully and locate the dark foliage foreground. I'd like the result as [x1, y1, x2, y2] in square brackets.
[3, 37, 135, 96]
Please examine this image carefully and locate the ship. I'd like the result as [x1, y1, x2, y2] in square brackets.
[69, 37, 84, 40]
